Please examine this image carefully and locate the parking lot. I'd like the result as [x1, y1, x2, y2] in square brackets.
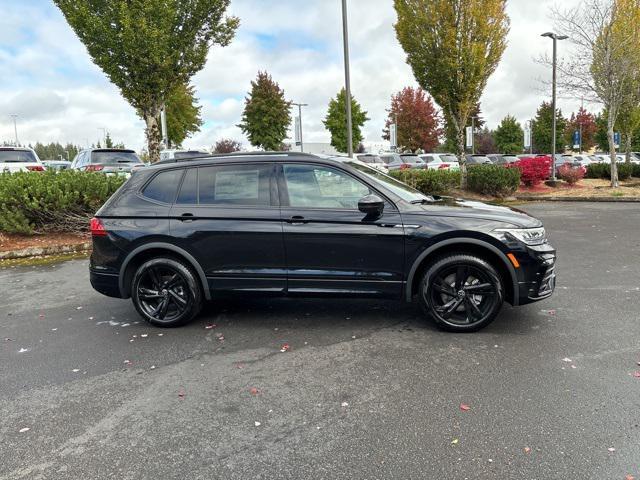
[1, 201, 639, 480]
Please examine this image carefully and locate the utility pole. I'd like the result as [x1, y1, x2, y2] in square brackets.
[98, 127, 107, 146]
[292, 102, 308, 152]
[9, 114, 18, 146]
[341, 0, 353, 158]
[471, 116, 478, 154]
[541, 32, 568, 181]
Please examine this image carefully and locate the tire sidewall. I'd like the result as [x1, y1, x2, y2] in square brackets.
[131, 257, 202, 327]
[420, 255, 504, 332]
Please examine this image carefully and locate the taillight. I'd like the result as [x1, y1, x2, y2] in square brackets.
[86, 165, 104, 172]
[438, 164, 449, 169]
[400, 163, 410, 170]
[26, 165, 45, 172]
[90, 217, 107, 236]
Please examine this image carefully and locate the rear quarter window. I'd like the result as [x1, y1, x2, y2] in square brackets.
[142, 169, 184, 204]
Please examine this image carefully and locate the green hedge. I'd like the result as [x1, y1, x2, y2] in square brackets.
[389, 169, 460, 195]
[467, 165, 520, 197]
[0, 171, 126, 234]
[586, 162, 634, 180]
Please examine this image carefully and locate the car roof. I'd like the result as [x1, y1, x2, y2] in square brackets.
[0, 146, 32, 151]
[85, 148, 137, 153]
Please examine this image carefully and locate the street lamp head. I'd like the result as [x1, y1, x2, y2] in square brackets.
[557, 35, 569, 40]
[541, 32, 554, 38]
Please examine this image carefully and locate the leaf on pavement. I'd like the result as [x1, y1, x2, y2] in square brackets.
[254, 421, 261, 427]
[205, 324, 216, 329]
[19, 427, 30, 433]
[524, 447, 531, 454]
[178, 389, 185, 399]
[633, 371, 640, 378]
[280, 343, 290, 352]
[562, 358, 572, 362]
[460, 404, 471, 411]
[249, 387, 260, 395]
[451, 438, 459, 445]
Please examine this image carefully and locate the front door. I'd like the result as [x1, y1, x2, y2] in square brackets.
[278, 163, 405, 298]
[170, 163, 286, 294]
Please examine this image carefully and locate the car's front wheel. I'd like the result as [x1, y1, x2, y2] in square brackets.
[420, 254, 504, 332]
[131, 257, 202, 327]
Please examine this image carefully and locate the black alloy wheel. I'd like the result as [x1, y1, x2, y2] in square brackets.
[132, 257, 202, 327]
[421, 254, 504, 332]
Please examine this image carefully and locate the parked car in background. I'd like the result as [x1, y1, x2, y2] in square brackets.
[571, 155, 596, 170]
[71, 148, 143, 175]
[160, 149, 210, 162]
[0, 147, 45, 173]
[89, 152, 556, 332]
[594, 153, 626, 163]
[42, 160, 72, 171]
[465, 154, 492, 167]
[488, 154, 519, 166]
[354, 153, 388, 172]
[419, 153, 460, 171]
[381, 153, 426, 171]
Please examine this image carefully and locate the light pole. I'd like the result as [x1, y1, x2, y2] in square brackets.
[541, 32, 568, 181]
[341, 0, 353, 158]
[9, 114, 18, 146]
[98, 127, 107, 147]
[470, 116, 478, 154]
[292, 102, 308, 152]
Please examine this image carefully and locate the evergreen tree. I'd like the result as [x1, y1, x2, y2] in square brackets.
[323, 88, 369, 154]
[494, 115, 523, 154]
[238, 71, 291, 151]
[531, 101, 566, 154]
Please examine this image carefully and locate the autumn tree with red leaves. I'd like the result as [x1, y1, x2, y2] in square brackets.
[382, 87, 442, 153]
[564, 107, 597, 152]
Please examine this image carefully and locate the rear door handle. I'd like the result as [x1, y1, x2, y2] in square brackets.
[287, 215, 308, 224]
[179, 213, 195, 222]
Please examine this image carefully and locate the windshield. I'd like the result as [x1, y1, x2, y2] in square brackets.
[91, 150, 141, 164]
[440, 155, 458, 163]
[344, 161, 427, 202]
[0, 149, 37, 163]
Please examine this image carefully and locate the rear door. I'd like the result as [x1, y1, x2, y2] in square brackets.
[170, 163, 286, 294]
[278, 162, 405, 298]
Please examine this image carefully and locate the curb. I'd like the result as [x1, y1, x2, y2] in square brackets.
[0, 242, 91, 260]
[514, 196, 640, 202]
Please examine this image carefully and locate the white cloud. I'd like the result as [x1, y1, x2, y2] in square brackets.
[0, 0, 598, 151]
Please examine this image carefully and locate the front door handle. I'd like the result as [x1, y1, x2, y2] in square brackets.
[179, 213, 195, 222]
[287, 215, 308, 225]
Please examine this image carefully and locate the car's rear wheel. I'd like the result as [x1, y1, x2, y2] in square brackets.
[420, 254, 503, 332]
[131, 257, 202, 327]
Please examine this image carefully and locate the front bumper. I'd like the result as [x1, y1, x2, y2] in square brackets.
[513, 243, 557, 305]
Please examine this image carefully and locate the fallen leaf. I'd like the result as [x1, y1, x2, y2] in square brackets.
[460, 404, 471, 411]
[571, 365, 577, 369]
[4, 338, 13, 342]
[38, 314, 44, 319]
[157, 333, 163, 337]
[524, 447, 531, 454]
[205, 324, 216, 329]
[178, 389, 185, 399]
[451, 439, 459, 445]
[217, 335, 225, 341]
[608, 447, 616, 453]
[140, 334, 148, 338]
[280, 343, 290, 352]
[19, 427, 30, 433]
[562, 358, 572, 362]
[72, 369, 80, 373]
[249, 387, 260, 395]
[123, 359, 132, 365]
[51, 328, 57, 332]
[88, 316, 94, 320]
[76, 306, 83, 310]
[341, 401, 349, 407]
[18, 348, 29, 353]
[254, 421, 261, 427]
[150, 365, 156, 370]
[625, 475, 635, 480]
[633, 371, 640, 378]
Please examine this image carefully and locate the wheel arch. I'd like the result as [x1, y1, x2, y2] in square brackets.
[405, 238, 519, 306]
[119, 243, 211, 300]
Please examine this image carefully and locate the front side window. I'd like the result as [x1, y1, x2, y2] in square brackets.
[283, 164, 370, 209]
[143, 169, 184, 204]
[198, 164, 272, 206]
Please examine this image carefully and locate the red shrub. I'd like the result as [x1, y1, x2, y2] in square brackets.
[515, 156, 552, 187]
[557, 163, 585, 185]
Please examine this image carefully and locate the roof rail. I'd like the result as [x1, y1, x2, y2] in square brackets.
[155, 151, 319, 165]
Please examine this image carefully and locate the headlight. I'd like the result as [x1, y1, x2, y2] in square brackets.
[494, 227, 547, 246]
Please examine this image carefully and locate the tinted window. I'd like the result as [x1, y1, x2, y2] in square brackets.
[401, 155, 423, 164]
[441, 155, 458, 162]
[423, 155, 434, 162]
[0, 150, 37, 163]
[91, 150, 141, 165]
[284, 164, 370, 209]
[198, 164, 272, 206]
[176, 168, 198, 204]
[143, 169, 184, 203]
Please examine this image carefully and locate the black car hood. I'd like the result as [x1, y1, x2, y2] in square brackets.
[405, 196, 542, 228]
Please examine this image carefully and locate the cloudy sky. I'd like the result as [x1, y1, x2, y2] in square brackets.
[0, 0, 593, 152]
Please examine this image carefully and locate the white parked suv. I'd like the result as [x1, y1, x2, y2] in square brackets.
[419, 153, 460, 171]
[0, 147, 45, 173]
[354, 153, 388, 172]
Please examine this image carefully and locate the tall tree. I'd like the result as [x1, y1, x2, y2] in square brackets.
[382, 86, 442, 153]
[551, 0, 640, 186]
[494, 115, 524, 154]
[394, 0, 509, 187]
[163, 83, 203, 148]
[54, 0, 238, 163]
[474, 127, 496, 154]
[564, 107, 598, 152]
[238, 71, 291, 151]
[323, 89, 369, 154]
[531, 102, 567, 154]
[213, 138, 242, 154]
[442, 103, 485, 152]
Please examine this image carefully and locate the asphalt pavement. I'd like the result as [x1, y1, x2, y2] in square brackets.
[1, 202, 639, 480]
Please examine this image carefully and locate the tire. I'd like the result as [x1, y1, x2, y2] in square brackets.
[419, 254, 504, 332]
[131, 257, 203, 327]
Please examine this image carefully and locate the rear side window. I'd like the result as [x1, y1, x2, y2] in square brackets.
[143, 169, 184, 204]
[176, 168, 198, 204]
[198, 164, 272, 206]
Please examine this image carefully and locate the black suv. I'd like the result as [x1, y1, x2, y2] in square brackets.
[90, 152, 556, 332]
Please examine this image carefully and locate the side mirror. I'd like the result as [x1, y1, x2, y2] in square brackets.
[358, 194, 384, 218]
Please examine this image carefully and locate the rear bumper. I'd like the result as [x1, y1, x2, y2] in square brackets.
[90, 269, 122, 298]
